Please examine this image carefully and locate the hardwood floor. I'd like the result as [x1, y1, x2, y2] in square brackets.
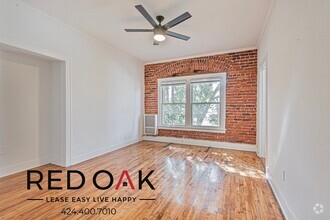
[0, 141, 283, 219]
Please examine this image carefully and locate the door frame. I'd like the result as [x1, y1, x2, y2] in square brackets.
[0, 33, 72, 166]
[257, 53, 269, 162]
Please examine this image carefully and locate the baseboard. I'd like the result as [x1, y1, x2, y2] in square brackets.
[0, 139, 142, 178]
[0, 157, 49, 178]
[142, 136, 257, 152]
[71, 138, 142, 165]
[267, 169, 297, 220]
[49, 155, 64, 167]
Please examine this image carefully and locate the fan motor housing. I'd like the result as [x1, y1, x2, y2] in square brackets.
[154, 26, 166, 35]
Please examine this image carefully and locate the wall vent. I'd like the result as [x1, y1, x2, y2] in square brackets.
[144, 114, 158, 136]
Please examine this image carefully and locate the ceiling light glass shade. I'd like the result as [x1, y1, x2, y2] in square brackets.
[154, 26, 166, 42]
[154, 34, 166, 41]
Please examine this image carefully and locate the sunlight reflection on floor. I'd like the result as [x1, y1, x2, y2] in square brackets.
[167, 144, 266, 179]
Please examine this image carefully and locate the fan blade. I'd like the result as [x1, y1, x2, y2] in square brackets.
[164, 12, 191, 29]
[125, 29, 154, 32]
[135, 5, 157, 27]
[166, 31, 190, 41]
[153, 40, 160, 45]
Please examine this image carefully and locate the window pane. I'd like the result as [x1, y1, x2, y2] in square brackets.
[162, 84, 186, 103]
[162, 104, 185, 126]
[192, 103, 220, 126]
[192, 81, 220, 103]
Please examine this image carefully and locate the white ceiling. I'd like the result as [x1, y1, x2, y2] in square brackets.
[23, 0, 271, 63]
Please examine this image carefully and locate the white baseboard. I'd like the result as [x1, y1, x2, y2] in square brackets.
[49, 155, 64, 167]
[0, 157, 50, 178]
[71, 138, 142, 165]
[142, 136, 257, 152]
[267, 169, 297, 220]
[0, 139, 142, 178]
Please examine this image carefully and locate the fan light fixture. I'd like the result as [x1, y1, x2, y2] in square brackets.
[154, 26, 166, 41]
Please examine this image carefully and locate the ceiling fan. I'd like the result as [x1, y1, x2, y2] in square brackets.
[125, 5, 192, 45]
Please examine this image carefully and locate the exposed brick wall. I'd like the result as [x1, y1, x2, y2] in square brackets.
[145, 49, 257, 144]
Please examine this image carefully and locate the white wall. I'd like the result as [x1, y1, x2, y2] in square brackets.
[258, 0, 330, 219]
[0, 49, 62, 176]
[0, 0, 144, 167]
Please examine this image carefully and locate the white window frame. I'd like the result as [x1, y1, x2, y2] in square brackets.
[158, 73, 226, 133]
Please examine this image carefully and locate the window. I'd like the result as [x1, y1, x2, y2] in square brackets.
[161, 83, 186, 126]
[191, 80, 221, 127]
[158, 73, 226, 132]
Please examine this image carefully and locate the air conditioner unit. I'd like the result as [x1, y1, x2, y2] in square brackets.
[144, 114, 158, 136]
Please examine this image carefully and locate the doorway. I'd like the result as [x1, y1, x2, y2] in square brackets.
[0, 41, 71, 177]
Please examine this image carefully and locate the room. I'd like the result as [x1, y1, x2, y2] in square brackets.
[0, 0, 329, 219]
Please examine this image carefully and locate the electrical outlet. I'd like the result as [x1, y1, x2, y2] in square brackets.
[282, 170, 286, 181]
[0, 147, 6, 155]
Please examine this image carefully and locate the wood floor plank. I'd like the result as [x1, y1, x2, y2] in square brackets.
[0, 141, 283, 219]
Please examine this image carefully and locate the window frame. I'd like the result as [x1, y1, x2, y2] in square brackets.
[158, 73, 226, 133]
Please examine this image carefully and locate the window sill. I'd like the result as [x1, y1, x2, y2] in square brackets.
[158, 127, 226, 134]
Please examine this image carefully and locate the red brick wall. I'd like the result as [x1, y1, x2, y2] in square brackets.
[145, 49, 257, 144]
